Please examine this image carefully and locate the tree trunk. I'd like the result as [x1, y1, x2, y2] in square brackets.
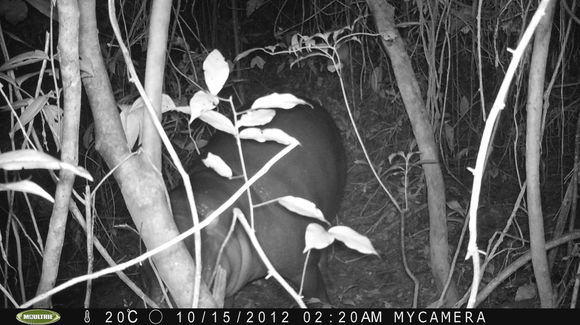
[34, 0, 82, 307]
[365, 0, 458, 305]
[525, 0, 556, 308]
[78, 0, 215, 307]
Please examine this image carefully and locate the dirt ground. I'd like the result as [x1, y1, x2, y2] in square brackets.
[48, 76, 554, 310]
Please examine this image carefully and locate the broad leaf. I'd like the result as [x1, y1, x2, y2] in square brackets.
[203, 152, 233, 179]
[199, 110, 235, 135]
[304, 223, 334, 252]
[239, 128, 297, 146]
[277, 196, 327, 224]
[250, 93, 310, 109]
[238, 109, 275, 127]
[203, 50, 229, 95]
[328, 226, 378, 255]
[189, 91, 219, 123]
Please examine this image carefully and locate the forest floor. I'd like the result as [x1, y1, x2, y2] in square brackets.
[50, 73, 558, 309]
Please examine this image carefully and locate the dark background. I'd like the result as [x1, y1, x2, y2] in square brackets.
[1, 0, 579, 308]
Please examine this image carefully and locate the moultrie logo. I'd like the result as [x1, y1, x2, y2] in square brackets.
[16, 309, 61, 325]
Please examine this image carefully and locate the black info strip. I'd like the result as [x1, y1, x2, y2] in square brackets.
[7, 308, 575, 325]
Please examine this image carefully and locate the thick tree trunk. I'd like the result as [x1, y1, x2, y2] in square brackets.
[78, 0, 215, 307]
[365, 0, 458, 305]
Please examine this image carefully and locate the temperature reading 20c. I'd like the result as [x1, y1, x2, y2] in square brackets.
[104, 310, 138, 323]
